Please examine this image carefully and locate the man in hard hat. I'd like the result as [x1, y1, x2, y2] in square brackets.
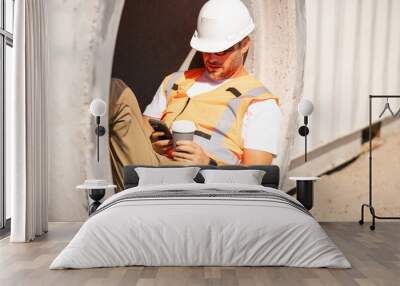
[109, 0, 282, 191]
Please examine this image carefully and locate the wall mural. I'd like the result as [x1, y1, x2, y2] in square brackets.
[105, 0, 306, 192]
[47, 0, 306, 220]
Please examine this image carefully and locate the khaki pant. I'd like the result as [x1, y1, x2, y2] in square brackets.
[109, 78, 184, 192]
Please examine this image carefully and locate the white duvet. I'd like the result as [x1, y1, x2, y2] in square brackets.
[50, 183, 351, 269]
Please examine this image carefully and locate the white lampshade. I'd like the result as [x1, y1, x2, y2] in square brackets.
[89, 98, 106, 117]
[298, 98, 314, 116]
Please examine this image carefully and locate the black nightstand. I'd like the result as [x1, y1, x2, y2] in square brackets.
[77, 181, 116, 215]
[289, 177, 320, 210]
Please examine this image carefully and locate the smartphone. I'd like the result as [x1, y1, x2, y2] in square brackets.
[149, 119, 173, 140]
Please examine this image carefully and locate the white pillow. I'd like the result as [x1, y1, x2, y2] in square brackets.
[135, 167, 200, 186]
[200, 169, 266, 185]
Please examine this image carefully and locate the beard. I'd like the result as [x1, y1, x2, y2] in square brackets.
[203, 52, 244, 80]
[206, 66, 225, 80]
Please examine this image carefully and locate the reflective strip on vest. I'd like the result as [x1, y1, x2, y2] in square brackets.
[200, 86, 271, 164]
[165, 71, 184, 99]
[194, 135, 240, 164]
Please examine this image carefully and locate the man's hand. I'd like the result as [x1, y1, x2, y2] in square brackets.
[172, 140, 210, 165]
[150, 131, 172, 155]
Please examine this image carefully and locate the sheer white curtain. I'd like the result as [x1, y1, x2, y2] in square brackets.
[10, 0, 48, 242]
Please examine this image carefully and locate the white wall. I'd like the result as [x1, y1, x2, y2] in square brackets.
[47, 0, 124, 221]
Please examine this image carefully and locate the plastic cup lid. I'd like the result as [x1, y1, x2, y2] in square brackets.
[171, 120, 196, 133]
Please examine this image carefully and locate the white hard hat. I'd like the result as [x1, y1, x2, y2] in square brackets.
[190, 0, 255, 53]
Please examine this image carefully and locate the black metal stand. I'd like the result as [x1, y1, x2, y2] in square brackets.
[88, 188, 105, 215]
[94, 116, 106, 162]
[298, 116, 310, 162]
[359, 95, 400, 230]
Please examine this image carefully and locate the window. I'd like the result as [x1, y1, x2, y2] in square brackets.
[0, 0, 14, 234]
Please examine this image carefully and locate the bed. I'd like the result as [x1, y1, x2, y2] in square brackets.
[50, 165, 350, 269]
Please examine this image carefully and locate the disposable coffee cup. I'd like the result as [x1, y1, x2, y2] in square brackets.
[171, 120, 196, 149]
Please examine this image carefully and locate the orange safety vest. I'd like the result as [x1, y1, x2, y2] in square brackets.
[160, 68, 280, 165]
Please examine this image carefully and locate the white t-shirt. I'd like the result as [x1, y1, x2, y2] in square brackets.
[143, 72, 282, 156]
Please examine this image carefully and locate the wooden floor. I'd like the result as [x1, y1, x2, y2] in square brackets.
[0, 222, 399, 286]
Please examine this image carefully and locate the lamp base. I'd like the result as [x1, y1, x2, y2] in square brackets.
[296, 180, 314, 210]
[88, 188, 106, 215]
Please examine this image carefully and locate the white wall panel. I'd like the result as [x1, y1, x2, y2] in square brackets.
[294, 0, 400, 159]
